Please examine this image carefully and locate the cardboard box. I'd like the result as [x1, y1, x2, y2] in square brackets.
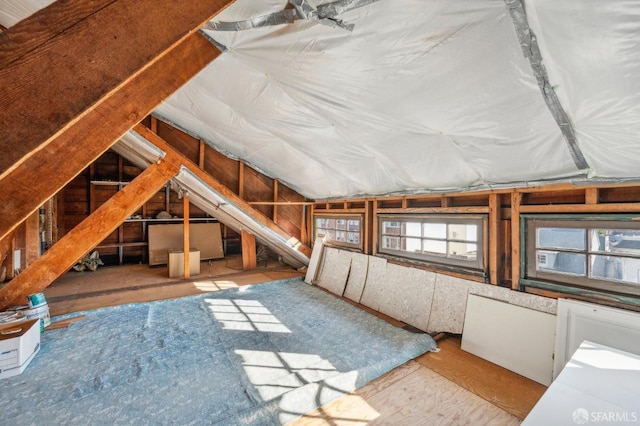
[168, 249, 200, 278]
[0, 319, 40, 379]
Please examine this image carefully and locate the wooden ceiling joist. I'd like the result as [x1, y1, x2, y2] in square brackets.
[0, 0, 234, 181]
[0, 31, 222, 242]
[0, 155, 181, 311]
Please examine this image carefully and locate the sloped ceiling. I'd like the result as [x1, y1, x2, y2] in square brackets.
[3, 0, 640, 200]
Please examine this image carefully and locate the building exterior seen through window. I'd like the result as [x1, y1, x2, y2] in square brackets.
[314, 215, 363, 249]
[526, 217, 640, 298]
[378, 215, 485, 271]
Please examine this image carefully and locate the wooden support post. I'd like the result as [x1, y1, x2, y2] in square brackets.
[183, 192, 190, 279]
[372, 200, 379, 256]
[150, 116, 158, 133]
[25, 210, 40, 267]
[489, 193, 502, 286]
[0, 156, 181, 310]
[273, 179, 279, 224]
[241, 231, 257, 270]
[510, 192, 522, 290]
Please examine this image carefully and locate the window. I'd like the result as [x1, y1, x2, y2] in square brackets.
[314, 215, 363, 249]
[525, 216, 640, 297]
[378, 215, 485, 272]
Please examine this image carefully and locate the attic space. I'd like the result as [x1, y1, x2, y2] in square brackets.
[1, 0, 640, 424]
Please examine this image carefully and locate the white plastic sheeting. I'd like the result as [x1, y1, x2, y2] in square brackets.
[525, 0, 640, 179]
[0, 0, 53, 27]
[3, 0, 640, 200]
[155, 0, 584, 199]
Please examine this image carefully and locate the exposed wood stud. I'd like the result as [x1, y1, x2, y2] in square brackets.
[198, 139, 205, 169]
[402, 198, 407, 209]
[238, 161, 245, 198]
[0, 156, 181, 310]
[489, 193, 501, 285]
[241, 231, 257, 270]
[273, 179, 279, 223]
[585, 188, 600, 204]
[510, 192, 522, 290]
[150, 116, 158, 133]
[372, 200, 379, 256]
[25, 210, 40, 267]
[183, 193, 190, 279]
[441, 197, 452, 208]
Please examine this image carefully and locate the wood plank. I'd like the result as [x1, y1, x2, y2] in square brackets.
[510, 192, 522, 290]
[25, 210, 40, 267]
[0, 156, 181, 311]
[135, 125, 312, 258]
[520, 202, 640, 213]
[273, 179, 279, 223]
[238, 161, 245, 198]
[183, 194, 190, 279]
[416, 336, 546, 420]
[0, 33, 221, 241]
[489, 193, 501, 285]
[47, 315, 87, 330]
[0, 0, 233, 181]
[241, 231, 257, 270]
[376, 207, 489, 214]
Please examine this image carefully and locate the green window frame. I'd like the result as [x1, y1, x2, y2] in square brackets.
[378, 214, 485, 273]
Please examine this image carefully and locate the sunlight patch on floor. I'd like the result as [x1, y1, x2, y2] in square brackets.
[205, 298, 291, 333]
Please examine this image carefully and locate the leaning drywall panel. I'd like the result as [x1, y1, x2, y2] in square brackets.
[342, 252, 369, 303]
[378, 263, 435, 332]
[304, 236, 326, 284]
[462, 294, 556, 386]
[427, 274, 472, 334]
[315, 247, 351, 296]
[471, 282, 557, 315]
[358, 256, 387, 311]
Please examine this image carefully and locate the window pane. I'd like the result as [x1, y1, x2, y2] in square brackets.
[347, 220, 360, 232]
[590, 254, 640, 285]
[316, 218, 328, 228]
[324, 229, 336, 241]
[316, 228, 328, 238]
[403, 222, 422, 237]
[423, 239, 446, 256]
[326, 219, 336, 229]
[423, 223, 446, 239]
[335, 231, 346, 242]
[590, 229, 640, 257]
[382, 236, 400, 250]
[382, 221, 401, 235]
[336, 219, 347, 230]
[402, 237, 422, 253]
[448, 224, 477, 242]
[537, 228, 585, 250]
[536, 250, 585, 276]
[448, 242, 477, 260]
[347, 232, 360, 244]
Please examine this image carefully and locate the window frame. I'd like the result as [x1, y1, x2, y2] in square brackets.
[313, 214, 364, 250]
[377, 214, 486, 273]
[524, 214, 640, 298]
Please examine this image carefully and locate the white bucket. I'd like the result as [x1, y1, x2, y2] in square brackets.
[9, 304, 50, 332]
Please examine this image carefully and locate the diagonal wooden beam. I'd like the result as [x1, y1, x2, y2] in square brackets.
[0, 0, 234, 180]
[0, 155, 181, 311]
[135, 124, 313, 259]
[0, 32, 221, 242]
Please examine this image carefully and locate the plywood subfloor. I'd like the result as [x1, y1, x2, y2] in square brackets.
[45, 255, 302, 317]
[289, 335, 544, 426]
[43, 261, 544, 424]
